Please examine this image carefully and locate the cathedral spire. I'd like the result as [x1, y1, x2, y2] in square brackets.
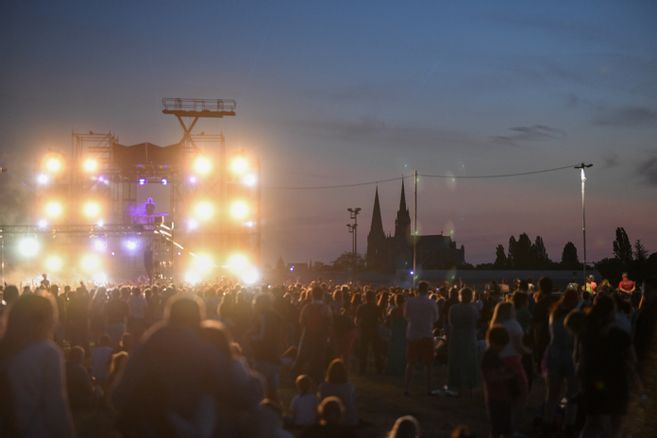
[394, 180, 411, 241]
[369, 186, 385, 238]
[399, 179, 408, 213]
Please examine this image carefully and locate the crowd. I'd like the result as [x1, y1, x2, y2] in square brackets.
[0, 271, 655, 437]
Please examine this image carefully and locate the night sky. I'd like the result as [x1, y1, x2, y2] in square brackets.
[2, 0, 656, 265]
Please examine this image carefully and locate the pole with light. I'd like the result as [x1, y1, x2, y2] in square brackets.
[347, 207, 361, 267]
[574, 163, 593, 283]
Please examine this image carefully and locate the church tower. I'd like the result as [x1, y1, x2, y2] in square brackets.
[366, 187, 387, 270]
[394, 180, 411, 242]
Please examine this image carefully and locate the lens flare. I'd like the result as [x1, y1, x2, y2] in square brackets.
[36, 173, 50, 185]
[44, 200, 64, 219]
[17, 237, 40, 258]
[82, 158, 99, 174]
[229, 156, 249, 175]
[44, 155, 63, 174]
[192, 155, 212, 175]
[192, 200, 215, 222]
[241, 173, 258, 187]
[229, 200, 250, 220]
[80, 253, 102, 272]
[82, 201, 102, 219]
[44, 255, 64, 272]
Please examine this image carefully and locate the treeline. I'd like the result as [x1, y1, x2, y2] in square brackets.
[477, 233, 581, 270]
[595, 227, 655, 284]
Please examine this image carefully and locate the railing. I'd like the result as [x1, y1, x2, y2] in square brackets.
[162, 97, 236, 113]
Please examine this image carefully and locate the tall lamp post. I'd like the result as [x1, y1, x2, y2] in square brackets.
[347, 207, 361, 256]
[575, 163, 593, 283]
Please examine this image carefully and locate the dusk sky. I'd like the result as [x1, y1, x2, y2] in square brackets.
[2, 0, 656, 265]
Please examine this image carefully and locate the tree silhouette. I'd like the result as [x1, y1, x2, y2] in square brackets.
[613, 227, 633, 263]
[494, 244, 508, 268]
[634, 240, 648, 262]
[561, 242, 580, 269]
[532, 236, 551, 268]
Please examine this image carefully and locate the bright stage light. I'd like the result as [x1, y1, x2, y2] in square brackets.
[44, 255, 64, 272]
[229, 156, 249, 175]
[37, 219, 49, 230]
[82, 201, 102, 219]
[123, 239, 139, 252]
[241, 173, 258, 187]
[244, 220, 255, 228]
[225, 253, 260, 285]
[186, 218, 199, 231]
[36, 173, 50, 186]
[138, 178, 147, 186]
[92, 238, 107, 252]
[17, 237, 40, 258]
[192, 200, 215, 222]
[43, 155, 63, 174]
[79, 253, 101, 272]
[229, 200, 250, 220]
[82, 158, 99, 174]
[184, 270, 202, 285]
[44, 200, 64, 219]
[93, 272, 108, 285]
[192, 252, 214, 273]
[161, 178, 168, 186]
[192, 155, 212, 175]
[241, 266, 261, 285]
[188, 175, 198, 185]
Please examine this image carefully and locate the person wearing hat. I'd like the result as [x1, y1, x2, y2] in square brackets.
[542, 287, 579, 434]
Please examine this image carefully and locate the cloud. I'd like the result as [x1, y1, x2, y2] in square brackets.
[491, 124, 566, 146]
[637, 153, 657, 186]
[593, 106, 657, 127]
[292, 116, 478, 151]
[301, 84, 399, 103]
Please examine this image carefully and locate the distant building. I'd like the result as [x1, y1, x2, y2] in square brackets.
[366, 182, 465, 272]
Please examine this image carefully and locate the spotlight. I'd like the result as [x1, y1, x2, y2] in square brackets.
[123, 239, 139, 252]
[192, 200, 215, 222]
[93, 272, 108, 285]
[82, 201, 102, 219]
[44, 255, 64, 272]
[82, 158, 99, 174]
[229, 200, 250, 220]
[44, 200, 64, 220]
[188, 175, 198, 185]
[192, 252, 214, 273]
[43, 154, 63, 174]
[37, 219, 49, 230]
[192, 155, 212, 175]
[241, 266, 261, 285]
[229, 156, 249, 175]
[92, 238, 107, 252]
[226, 253, 250, 272]
[186, 218, 199, 231]
[138, 178, 147, 186]
[161, 178, 168, 186]
[96, 219, 105, 228]
[80, 253, 101, 272]
[244, 220, 255, 228]
[17, 237, 40, 258]
[36, 173, 50, 186]
[184, 270, 202, 285]
[241, 173, 258, 187]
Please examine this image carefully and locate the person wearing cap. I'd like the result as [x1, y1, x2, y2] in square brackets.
[542, 287, 579, 434]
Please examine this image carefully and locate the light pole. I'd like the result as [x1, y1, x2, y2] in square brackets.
[347, 207, 361, 256]
[575, 163, 593, 283]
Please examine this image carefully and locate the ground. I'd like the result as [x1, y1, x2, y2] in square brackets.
[74, 363, 546, 438]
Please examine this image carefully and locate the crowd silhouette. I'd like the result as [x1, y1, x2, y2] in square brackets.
[0, 272, 655, 437]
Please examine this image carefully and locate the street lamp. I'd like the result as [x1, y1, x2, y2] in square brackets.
[575, 163, 593, 283]
[347, 207, 361, 256]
